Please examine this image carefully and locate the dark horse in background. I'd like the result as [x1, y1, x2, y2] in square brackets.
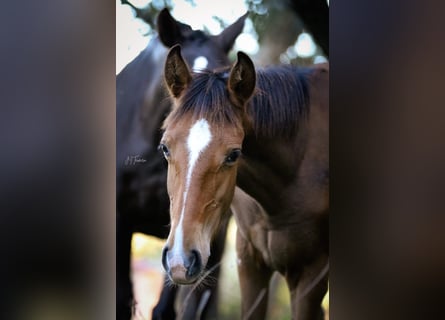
[117, 8, 247, 320]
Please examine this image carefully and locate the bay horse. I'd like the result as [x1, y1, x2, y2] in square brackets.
[117, 9, 247, 319]
[160, 45, 328, 319]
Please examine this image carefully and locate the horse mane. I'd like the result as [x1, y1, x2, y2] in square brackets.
[165, 66, 311, 137]
[251, 66, 310, 136]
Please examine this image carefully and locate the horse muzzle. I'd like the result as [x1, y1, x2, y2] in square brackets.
[162, 247, 203, 284]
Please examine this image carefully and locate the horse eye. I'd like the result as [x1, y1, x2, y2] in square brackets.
[225, 149, 242, 165]
[158, 143, 170, 158]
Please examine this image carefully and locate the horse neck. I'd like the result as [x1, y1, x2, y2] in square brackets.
[237, 127, 308, 216]
[236, 64, 329, 218]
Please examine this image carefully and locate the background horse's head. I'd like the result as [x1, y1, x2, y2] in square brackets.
[157, 9, 247, 71]
[160, 45, 256, 284]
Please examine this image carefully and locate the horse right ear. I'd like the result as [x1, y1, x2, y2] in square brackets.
[164, 45, 192, 98]
[228, 52, 256, 106]
[215, 12, 248, 53]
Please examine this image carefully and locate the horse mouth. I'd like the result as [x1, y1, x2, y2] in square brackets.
[169, 274, 201, 285]
[167, 266, 202, 285]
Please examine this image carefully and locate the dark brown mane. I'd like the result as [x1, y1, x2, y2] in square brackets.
[165, 66, 311, 137]
[252, 66, 310, 136]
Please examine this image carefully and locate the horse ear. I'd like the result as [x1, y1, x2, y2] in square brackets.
[164, 45, 192, 98]
[228, 52, 256, 106]
[157, 8, 192, 47]
[215, 12, 248, 53]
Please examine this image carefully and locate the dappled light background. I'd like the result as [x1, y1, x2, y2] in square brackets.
[117, 1, 328, 319]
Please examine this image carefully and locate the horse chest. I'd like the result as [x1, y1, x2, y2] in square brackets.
[245, 217, 317, 272]
[248, 225, 290, 270]
[269, 226, 314, 272]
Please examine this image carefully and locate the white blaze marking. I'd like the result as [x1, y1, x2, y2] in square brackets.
[171, 119, 212, 263]
[192, 56, 208, 71]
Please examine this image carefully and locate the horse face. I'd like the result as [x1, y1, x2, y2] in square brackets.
[160, 115, 244, 283]
[161, 45, 255, 284]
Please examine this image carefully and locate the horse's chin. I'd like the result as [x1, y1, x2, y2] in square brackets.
[169, 271, 202, 285]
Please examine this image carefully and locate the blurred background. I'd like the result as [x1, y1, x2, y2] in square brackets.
[117, 0, 328, 74]
[116, 0, 328, 319]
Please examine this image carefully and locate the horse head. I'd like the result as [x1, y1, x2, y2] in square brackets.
[157, 8, 248, 71]
[160, 45, 256, 283]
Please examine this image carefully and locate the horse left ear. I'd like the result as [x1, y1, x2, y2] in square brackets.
[215, 12, 248, 53]
[157, 8, 192, 47]
[164, 45, 192, 98]
[228, 52, 256, 106]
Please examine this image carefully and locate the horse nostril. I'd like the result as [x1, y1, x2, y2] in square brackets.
[161, 247, 169, 272]
[186, 249, 202, 279]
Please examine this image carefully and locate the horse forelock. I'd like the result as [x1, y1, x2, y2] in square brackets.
[183, 29, 208, 44]
[163, 69, 244, 131]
